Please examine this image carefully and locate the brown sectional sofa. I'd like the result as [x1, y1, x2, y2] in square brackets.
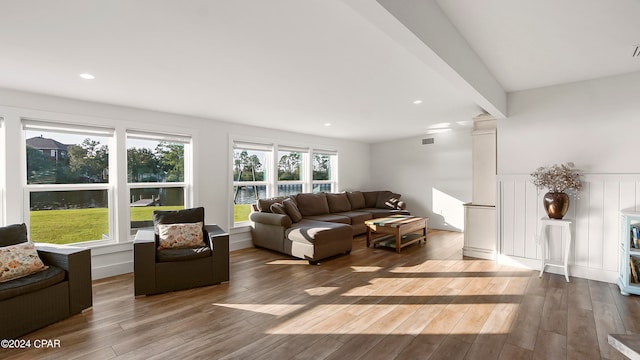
[249, 191, 408, 264]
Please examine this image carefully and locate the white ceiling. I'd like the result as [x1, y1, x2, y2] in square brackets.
[1, 0, 639, 143]
[436, 0, 640, 92]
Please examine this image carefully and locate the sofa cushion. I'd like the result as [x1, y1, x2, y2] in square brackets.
[156, 246, 212, 262]
[154, 207, 204, 226]
[0, 223, 28, 247]
[285, 220, 352, 245]
[153, 207, 205, 247]
[270, 203, 288, 216]
[157, 222, 206, 250]
[362, 191, 379, 208]
[347, 191, 366, 210]
[0, 241, 47, 283]
[0, 265, 65, 301]
[335, 211, 373, 225]
[304, 214, 350, 224]
[296, 193, 330, 216]
[283, 198, 303, 222]
[376, 191, 402, 209]
[362, 208, 408, 218]
[257, 196, 288, 213]
[326, 193, 352, 213]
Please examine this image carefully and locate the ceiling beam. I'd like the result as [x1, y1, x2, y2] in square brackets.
[344, 0, 507, 118]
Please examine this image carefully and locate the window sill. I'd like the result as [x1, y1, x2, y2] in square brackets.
[36, 239, 135, 256]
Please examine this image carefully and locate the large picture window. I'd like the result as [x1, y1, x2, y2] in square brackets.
[277, 147, 306, 197]
[24, 120, 113, 244]
[312, 150, 337, 193]
[232, 142, 270, 223]
[231, 140, 337, 226]
[0, 118, 4, 226]
[127, 131, 190, 233]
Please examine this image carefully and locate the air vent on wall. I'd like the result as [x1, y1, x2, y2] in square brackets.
[633, 45, 640, 57]
[422, 138, 434, 145]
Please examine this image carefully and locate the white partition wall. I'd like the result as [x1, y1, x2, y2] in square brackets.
[497, 173, 640, 283]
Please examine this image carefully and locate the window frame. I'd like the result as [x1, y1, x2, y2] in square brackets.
[230, 137, 338, 228]
[311, 149, 338, 193]
[0, 117, 4, 226]
[126, 130, 192, 238]
[276, 145, 308, 196]
[22, 119, 116, 246]
[231, 141, 272, 226]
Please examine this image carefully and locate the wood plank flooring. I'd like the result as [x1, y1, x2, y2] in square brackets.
[2, 230, 637, 359]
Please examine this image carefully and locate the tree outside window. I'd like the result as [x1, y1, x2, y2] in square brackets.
[233, 148, 268, 223]
[25, 129, 111, 244]
[127, 136, 187, 232]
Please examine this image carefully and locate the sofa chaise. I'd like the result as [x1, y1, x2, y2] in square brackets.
[249, 190, 408, 264]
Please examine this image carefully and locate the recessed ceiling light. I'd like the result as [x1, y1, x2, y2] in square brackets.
[413, 100, 423, 104]
[79, 73, 95, 80]
[324, 123, 332, 127]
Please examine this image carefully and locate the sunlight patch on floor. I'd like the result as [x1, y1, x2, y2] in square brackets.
[266, 259, 310, 265]
[350, 266, 383, 272]
[305, 287, 340, 296]
[213, 303, 306, 316]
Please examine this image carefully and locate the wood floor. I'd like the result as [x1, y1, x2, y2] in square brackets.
[3, 230, 637, 359]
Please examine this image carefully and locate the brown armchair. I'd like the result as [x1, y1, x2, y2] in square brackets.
[0, 223, 92, 339]
[133, 207, 229, 296]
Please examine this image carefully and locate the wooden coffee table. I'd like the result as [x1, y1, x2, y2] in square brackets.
[365, 215, 428, 253]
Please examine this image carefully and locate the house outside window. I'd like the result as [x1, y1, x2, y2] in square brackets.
[24, 120, 113, 244]
[127, 131, 191, 234]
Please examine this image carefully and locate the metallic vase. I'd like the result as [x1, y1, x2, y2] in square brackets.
[543, 192, 569, 219]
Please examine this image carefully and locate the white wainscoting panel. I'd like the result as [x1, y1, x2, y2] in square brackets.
[497, 174, 640, 283]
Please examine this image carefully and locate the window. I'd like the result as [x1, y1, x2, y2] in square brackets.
[277, 147, 307, 197]
[232, 142, 271, 223]
[312, 150, 337, 193]
[127, 131, 190, 233]
[0, 118, 4, 226]
[231, 140, 338, 226]
[24, 120, 113, 244]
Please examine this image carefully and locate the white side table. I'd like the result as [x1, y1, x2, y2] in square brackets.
[537, 218, 572, 282]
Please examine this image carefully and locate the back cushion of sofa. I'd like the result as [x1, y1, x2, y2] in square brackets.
[362, 191, 379, 208]
[347, 191, 366, 210]
[326, 193, 352, 213]
[0, 223, 28, 247]
[376, 191, 401, 209]
[296, 193, 330, 216]
[257, 196, 288, 213]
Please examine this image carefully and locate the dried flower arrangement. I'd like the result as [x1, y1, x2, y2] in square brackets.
[530, 162, 583, 195]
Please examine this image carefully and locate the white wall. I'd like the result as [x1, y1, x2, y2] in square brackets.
[500, 71, 640, 174]
[498, 71, 640, 283]
[0, 88, 371, 278]
[369, 130, 472, 231]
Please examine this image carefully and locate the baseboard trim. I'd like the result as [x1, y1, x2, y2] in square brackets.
[497, 254, 618, 284]
[462, 247, 496, 260]
[92, 261, 133, 280]
[230, 238, 253, 251]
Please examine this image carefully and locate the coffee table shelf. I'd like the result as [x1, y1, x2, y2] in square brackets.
[365, 215, 428, 253]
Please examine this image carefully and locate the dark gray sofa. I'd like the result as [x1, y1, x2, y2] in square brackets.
[0, 223, 92, 339]
[249, 191, 408, 264]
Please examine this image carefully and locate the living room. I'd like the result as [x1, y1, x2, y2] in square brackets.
[2, 0, 640, 359]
